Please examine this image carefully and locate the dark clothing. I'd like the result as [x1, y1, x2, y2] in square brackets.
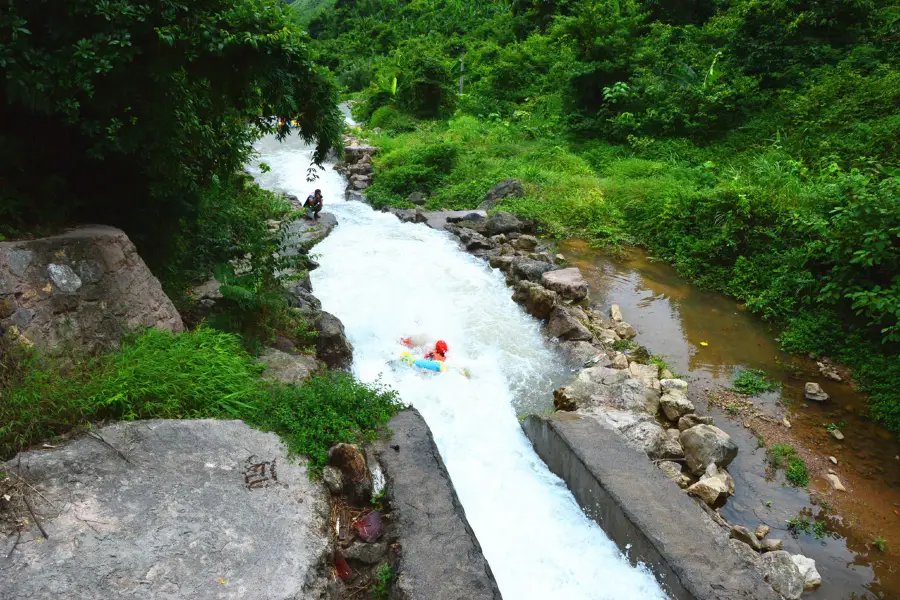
[304, 194, 323, 219]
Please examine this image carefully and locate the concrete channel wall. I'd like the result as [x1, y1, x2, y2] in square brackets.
[522, 413, 779, 600]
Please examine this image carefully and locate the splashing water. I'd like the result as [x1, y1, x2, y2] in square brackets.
[250, 133, 667, 600]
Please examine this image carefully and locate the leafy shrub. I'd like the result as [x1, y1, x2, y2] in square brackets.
[731, 368, 779, 396]
[369, 106, 418, 132]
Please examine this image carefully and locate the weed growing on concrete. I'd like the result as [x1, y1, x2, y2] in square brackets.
[371, 564, 392, 600]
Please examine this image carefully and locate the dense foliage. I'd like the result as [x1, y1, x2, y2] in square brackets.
[0, 0, 343, 259]
[303, 0, 900, 434]
[0, 328, 402, 467]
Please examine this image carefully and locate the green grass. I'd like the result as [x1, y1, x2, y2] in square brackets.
[788, 514, 828, 539]
[874, 537, 887, 552]
[0, 328, 402, 469]
[371, 564, 392, 600]
[731, 368, 780, 396]
[767, 443, 810, 487]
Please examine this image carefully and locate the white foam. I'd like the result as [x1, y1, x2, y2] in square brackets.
[252, 134, 667, 600]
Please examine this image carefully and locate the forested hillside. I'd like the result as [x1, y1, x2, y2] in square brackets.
[303, 0, 900, 432]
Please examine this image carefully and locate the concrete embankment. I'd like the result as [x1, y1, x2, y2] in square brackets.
[522, 413, 778, 600]
[372, 409, 502, 600]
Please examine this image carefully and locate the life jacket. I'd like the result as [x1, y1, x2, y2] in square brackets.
[425, 351, 446, 362]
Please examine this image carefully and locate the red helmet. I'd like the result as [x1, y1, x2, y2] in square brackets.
[435, 340, 448, 354]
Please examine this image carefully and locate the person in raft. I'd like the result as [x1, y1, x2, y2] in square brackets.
[304, 189, 323, 220]
[400, 337, 448, 362]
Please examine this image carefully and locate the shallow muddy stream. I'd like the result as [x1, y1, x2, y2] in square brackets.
[560, 239, 900, 599]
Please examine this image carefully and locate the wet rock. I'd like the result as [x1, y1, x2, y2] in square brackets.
[545, 306, 593, 341]
[314, 311, 354, 369]
[488, 255, 515, 273]
[511, 257, 555, 282]
[458, 228, 493, 251]
[678, 414, 715, 431]
[486, 211, 523, 235]
[478, 178, 525, 211]
[761, 539, 784, 552]
[805, 382, 829, 402]
[344, 541, 389, 565]
[829, 456, 838, 465]
[512, 234, 538, 251]
[687, 476, 729, 508]
[680, 424, 739, 476]
[826, 473, 846, 491]
[257, 348, 324, 384]
[660, 391, 696, 421]
[760, 551, 804, 600]
[345, 190, 366, 202]
[553, 387, 577, 412]
[558, 366, 659, 414]
[284, 282, 322, 315]
[323, 466, 343, 495]
[791, 554, 822, 591]
[621, 421, 682, 460]
[816, 360, 842, 382]
[512, 280, 558, 320]
[730, 525, 762, 551]
[658, 460, 692, 489]
[830, 428, 845, 441]
[540, 268, 588, 302]
[559, 341, 605, 366]
[407, 192, 427, 206]
[328, 444, 372, 505]
[615, 321, 637, 339]
[447, 212, 486, 225]
[610, 304, 624, 323]
[755, 525, 771, 540]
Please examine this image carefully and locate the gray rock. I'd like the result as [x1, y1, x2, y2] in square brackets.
[511, 234, 538, 251]
[678, 413, 715, 431]
[761, 538, 784, 552]
[283, 282, 322, 314]
[660, 378, 688, 393]
[610, 304, 624, 323]
[407, 192, 427, 206]
[730, 539, 762, 568]
[284, 213, 338, 252]
[486, 211, 523, 235]
[660, 391, 696, 421]
[554, 366, 659, 415]
[615, 321, 637, 339]
[372, 410, 502, 600]
[512, 280, 558, 320]
[611, 351, 629, 369]
[730, 525, 762, 551]
[0, 226, 183, 353]
[47, 263, 82, 292]
[344, 541, 389, 565]
[545, 306, 593, 341]
[328, 443, 372, 505]
[830, 429, 845, 441]
[629, 362, 661, 392]
[478, 178, 525, 211]
[345, 190, 366, 202]
[10, 307, 34, 329]
[541, 268, 588, 301]
[257, 348, 324, 384]
[0, 420, 329, 600]
[558, 341, 604, 366]
[760, 551, 805, 600]
[621, 421, 682, 460]
[511, 257, 555, 282]
[344, 145, 378, 163]
[791, 554, 822, 590]
[8, 249, 32, 277]
[805, 382, 829, 402]
[322, 465, 344, 495]
[488, 255, 515, 273]
[702, 464, 735, 495]
[658, 460, 692, 488]
[680, 424, 739, 476]
[596, 328, 620, 346]
[314, 311, 354, 369]
[755, 524, 771, 540]
[458, 228, 494, 251]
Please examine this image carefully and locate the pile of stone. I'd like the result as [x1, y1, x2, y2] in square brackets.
[729, 524, 821, 599]
[333, 135, 376, 202]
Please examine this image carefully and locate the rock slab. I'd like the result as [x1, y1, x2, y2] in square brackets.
[0, 226, 183, 353]
[0, 420, 330, 600]
[372, 410, 501, 600]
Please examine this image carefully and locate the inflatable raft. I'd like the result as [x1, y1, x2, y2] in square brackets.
[399, 352, 470, 378]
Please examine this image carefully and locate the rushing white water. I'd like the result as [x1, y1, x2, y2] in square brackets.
[250, 133, 666, 600]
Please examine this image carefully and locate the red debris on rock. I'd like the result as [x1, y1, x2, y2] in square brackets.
[352, 510, 383, 543]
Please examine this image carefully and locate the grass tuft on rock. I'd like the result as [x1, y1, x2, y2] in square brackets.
[0, 328, 402, 469]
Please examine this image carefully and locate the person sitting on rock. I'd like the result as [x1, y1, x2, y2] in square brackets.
[304, 189, 323, 220]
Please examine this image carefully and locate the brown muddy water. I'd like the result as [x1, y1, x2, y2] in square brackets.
[558, 239, 900, 600]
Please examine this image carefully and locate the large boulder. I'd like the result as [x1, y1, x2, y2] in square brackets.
[558, 341, 606, 366]
[457, 228, 494, 251]
[0, 420, 329, 600]
[486, 211, 524, 235]
[541, 268, 588, 302]
[283, 213, 338, 253]
[629, 362, 661, 393]
[0, 226, 183, 353]
[680, 424, 739, 476]
[620, 421, 682, 460]
[478, 178, 525, 211]
[760, 551, 805, 600]
[512, 280, 558, 320]
[257, 348, 324, 384]
[511, 257, 555, 282]
[283, 282, 323, 315]
[313, 311, 354, 369]
[545, 306, 593, 341]
[554, 365, 660, 415]
[660, 391, 696, 421]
